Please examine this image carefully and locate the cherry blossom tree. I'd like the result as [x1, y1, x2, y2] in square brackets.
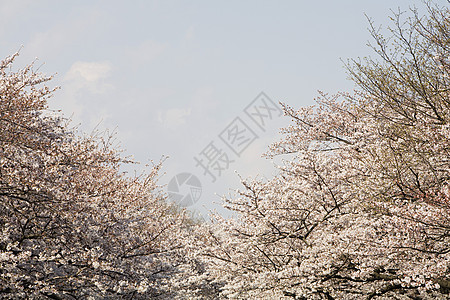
[197, 2, 450, 299]
[3, 1, 449, 299]
[0, 52, 219, 299]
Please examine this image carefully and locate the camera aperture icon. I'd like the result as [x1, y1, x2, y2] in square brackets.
[167, 173, 202, 207]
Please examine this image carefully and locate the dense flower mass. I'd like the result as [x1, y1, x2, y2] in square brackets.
[1, 1, 449, 300]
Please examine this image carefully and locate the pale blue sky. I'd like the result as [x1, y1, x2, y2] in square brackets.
[1, 0, 438, 218]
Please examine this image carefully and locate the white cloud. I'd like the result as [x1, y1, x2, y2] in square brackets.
[158, 108, 191, 129]
[65, 61, 112, 82]
[56, 61, 113, 129]
[64, 61, 113, 94]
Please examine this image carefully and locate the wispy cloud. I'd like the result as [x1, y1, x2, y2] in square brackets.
[66, 61, 112, 82]
[158, 107, 191, 129]
[58, 61, 114, 128]
[64, 61, 113, 93]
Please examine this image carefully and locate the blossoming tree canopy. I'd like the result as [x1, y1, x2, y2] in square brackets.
[197, 2, 450, 299]
[0, 52, 218, 299]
